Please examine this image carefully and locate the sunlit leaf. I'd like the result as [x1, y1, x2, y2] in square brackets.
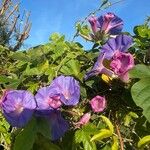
[90, 129, 112, 142]
[138, 135, 150, 149]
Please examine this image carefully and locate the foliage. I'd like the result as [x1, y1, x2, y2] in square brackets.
[0, 0, 150, 150]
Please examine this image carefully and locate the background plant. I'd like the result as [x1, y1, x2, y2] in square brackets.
[0, 0, 150, 150]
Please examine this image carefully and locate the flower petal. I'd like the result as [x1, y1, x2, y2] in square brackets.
[35, 86, 61, 116]
[101, 35, 133, 59]
[1, 90, 36, 127]
[50, 76, 80, 106]
[90, 95, 106, 113]
[49, 110, 69, 140]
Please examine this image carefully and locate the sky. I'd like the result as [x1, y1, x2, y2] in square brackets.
[20, 0, 150, 49]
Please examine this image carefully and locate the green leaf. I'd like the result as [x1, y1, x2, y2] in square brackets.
[23, 64, 41, 76]
[11, 51, 30, 62]
[75, 129, 97, 150]
[131, 78, 150, 122]
[82, 123, 99, 135]
[33, 135, 61, 150]
[129, 64, 150, 79]
[0, 75, 17, 83]
[90, 129, 112, 142]
[111, 136, 119, 150]
[61, 131, 75, 150]
[38, 60, 49, 73]
[76, 24, 90, 37]
[138, 135, 150, 149]
[36, 118, 51, 140]
[100, 115, 114, 133]
[49, 33, 65, 42]
[124, 112, 138, 127]
[101, 145, 111, 150]
[60, 59, 81, 77]
[134, 25, 150, 38]
[13, 118, 37, 150]
[0, 75, 21, 89]
[27, 82, 39, 93]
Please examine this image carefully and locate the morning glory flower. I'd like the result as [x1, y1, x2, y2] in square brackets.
[101, 34, 133, 60]
[48, 110, 69, 140]
[97, 12, 123, 35]
[85, 34, 134, 82]
[88, 16, 98, 34]
[84, 53, 116, 80]
[110, 51, 135, 82]
[88, 12, 123, 39]
[50, 75, 80, 106]
[0, 90, 36, 127]
[75, 112, 91, 128]
[90, 95, 106, 113]
[35, 86, 62, 116]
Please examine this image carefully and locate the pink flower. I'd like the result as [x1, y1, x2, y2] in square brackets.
[110, 51, 134, 82]
[90, 96, 106, 113]
[88, 16, 98, 34]
[88, 12, 123, 37]
[75, 113, 91, 128]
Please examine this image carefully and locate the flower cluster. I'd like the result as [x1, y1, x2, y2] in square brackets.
[35, 75, 80, 140]
[85, 13, 135, 82]
[88, 12, 123, 40]
[0, 75, 80, 140]
[0, 12, 135, 143]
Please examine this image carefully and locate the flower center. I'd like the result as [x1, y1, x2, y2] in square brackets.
[48, 96, 62, 109]
[63, 91, 71, 100]
[15, 104, 24, 114]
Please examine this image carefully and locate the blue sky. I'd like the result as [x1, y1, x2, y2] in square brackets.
[20, 0, 150, 49]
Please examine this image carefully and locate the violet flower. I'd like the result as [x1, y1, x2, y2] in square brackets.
[48, 110, 69, 140]
[88, 12, 123, 37]
[88, 16, 98, 34]
[75, 113, 91, 128]
[110, 51, 134, 82]
[50, 75, 80, 106]
[90, 95, 106, 113]
[101, 34, 133, 60]
[35, 87, 69, 140]
[84, 53, 116, 80]
[0, 90, 36, 127]
[85, 35, 134, 82]
[35, 86, 62, 116]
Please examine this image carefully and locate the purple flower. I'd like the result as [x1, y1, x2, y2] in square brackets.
[75, 113, 91, 128]
[101, 34, 133, 59]
[48, 110, 69, 140]
[50, 76, 80, 106]
[89, 12, 123, 36]
[35, 86, 62, 116]
[90, 95, 106, 113]
[85, 34, 134, 82]
[88, 16, 98, 34]
[84, 53, 116, 80]
[0, 90, 36, 127]
[110, 51, 134, 82]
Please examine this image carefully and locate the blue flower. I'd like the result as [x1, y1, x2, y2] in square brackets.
[101, 34, 133, 60]
[35, 86, 62, 116]
[50, 75, 80, 106]
[48, 110, 69, 140]
[0, 90, 36, 127]
[84, 53, 115, 80]
[88, 12, 123, 37]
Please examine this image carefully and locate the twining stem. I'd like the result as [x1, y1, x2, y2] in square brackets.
[115, 122, 124, 150]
